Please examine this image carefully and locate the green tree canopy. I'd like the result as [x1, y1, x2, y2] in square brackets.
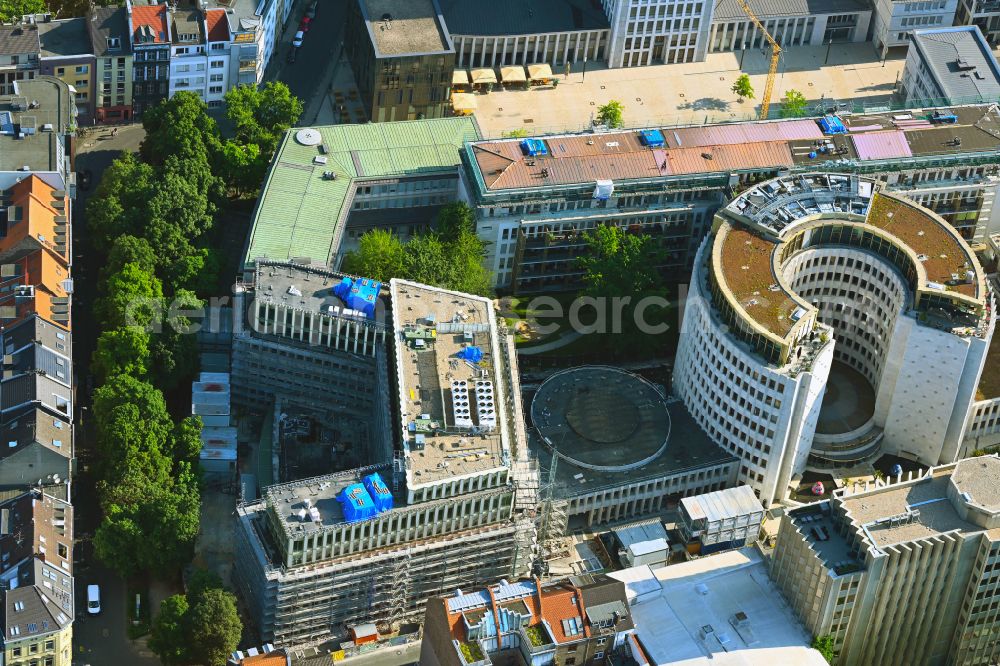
[596, 100, 625, 128]
[780, 89, 809, 118]
[87, 153, 156, 249]
[341, 229, 405, 283]
[225, 82, 303, 153]
[220, 139, 266, 196]
[149, 594, 190, 666]
[141, 91, 221, 167]
[433, 201, 476, 241]
[0, 0, 44, 22]
[731, 74, 755, 101]
[105, 235, 158, 278]
[185, 589, 243, 666]
[97, 262, 164, 330]
[92, 327, 151, 382]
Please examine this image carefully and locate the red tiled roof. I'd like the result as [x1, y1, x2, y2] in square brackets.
[538, 587, 584, 644]
[205, 9, 229, 43]
[131, 5, 168, 43]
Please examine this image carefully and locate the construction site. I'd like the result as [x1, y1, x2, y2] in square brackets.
[232, 265, 538, 646]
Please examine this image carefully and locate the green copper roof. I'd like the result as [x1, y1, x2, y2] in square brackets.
[244, 116, 481, 268]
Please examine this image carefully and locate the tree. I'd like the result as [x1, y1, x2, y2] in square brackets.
[433, 201, 476, 242]
[149, 595, 190, 666]
[185, 589, 243, 666]
[780, 89, 808, 118]
[170, 416, 203, 468]
[87, 153, 156, 249]
[0, 0, 44, 22]
[444, 225, 492, 296]
[105, 235, 158, 278]
[256, 81, 303, 135]
[596, 100, 624, 128]
[731, 74, 754, 102]
[342, 229, 405, 283]
[225, 82, 302, 154]
[186, 568, 224, 604]
[220, 139, 266, 196]
[402, 234, 451, 286]
[92, 327, 151, 382]
[141, 91, 221, 167]
[97, 263, 164, 330]
[502, 128, 529, 138]
[811, 635, 837, 664]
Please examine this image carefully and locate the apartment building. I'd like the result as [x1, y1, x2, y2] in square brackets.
[35, 17, 94, 125]
[0, 24, 40, 96]
[87, 6, 133, 123]
[0, 490, 74, 666]
[232, 269, 535, 646]
[900, 26, 1000, 106]
[873, 0, 960, 53]
[770, 456, 1000, 665]
[421, 575, 635, 666]
[708, 0, 872, 53]
[956, 0, 1000, 44]
[166, 3, 233, 108]
[344, 0, 456, 123]
[602, 0, 715, 68]
[127, 0, 170, 117]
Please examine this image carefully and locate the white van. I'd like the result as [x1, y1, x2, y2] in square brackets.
[87, 585, 101, 615]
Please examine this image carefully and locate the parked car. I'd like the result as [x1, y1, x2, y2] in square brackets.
[299, 16, 311, 32]
[292, 30, 304, 48]
[87, 585, 101, 615]
[307, 1, 318, 18]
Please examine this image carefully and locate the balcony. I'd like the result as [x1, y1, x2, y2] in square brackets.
[239, 60, 258, 72]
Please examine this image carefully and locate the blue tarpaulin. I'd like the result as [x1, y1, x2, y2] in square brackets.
[818, 115, 847, 134]
[363, 473, 393, 513]
[338, 483, 377, 522]
[333, 276, 381, 318]
[458, 346, 483, 363]
[520, 138, 548, 156]
[639, 129, 665, 147]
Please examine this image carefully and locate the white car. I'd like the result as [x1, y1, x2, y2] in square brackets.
[292, 30, 304, 48]
[87, 584, 101, 615]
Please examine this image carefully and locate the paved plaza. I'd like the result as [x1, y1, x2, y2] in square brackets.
[472, 43, 907, 137]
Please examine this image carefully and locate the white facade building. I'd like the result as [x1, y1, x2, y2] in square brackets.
[167, 6, 233, 106]
[873, 0, 959, 53]
[708, 0, 872, 53]
[601, 0, 715, 67]
[673, 174, 994, 505]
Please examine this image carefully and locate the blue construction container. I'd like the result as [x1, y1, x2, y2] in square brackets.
[338, 483, 377, 522]
[363, 473, 394, 513]
[520, 138, 548, 156]
[818, 115, 847, 135]
[639, 129, 665, 147]
[332, 276, 381, 318]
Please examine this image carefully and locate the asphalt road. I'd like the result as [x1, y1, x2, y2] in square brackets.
[72, 125, 160, 666]
[268, 0, 349, 124]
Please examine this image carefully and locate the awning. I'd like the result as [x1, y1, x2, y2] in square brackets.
[527, 63, 553, 80]
[470, 68, 498, 85]
[452, 69, 470, 86]
[500, 66, 526, 83]
[451, 92, 478, 113]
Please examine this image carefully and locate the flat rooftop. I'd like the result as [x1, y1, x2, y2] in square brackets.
[244, 117, 479, 269]
[361, 0, 451, 56]
[681, 485, 764, 524]
[265, 466, 396, 535]
[911, 27, 1000, 102]
[250, 261, 389, 323]
[0, 77, 73, 174]
[532, 400, 737, 499]
[439, 0, 608, 36]
[714, 0, 869, 20]
[624, 549, 827, 666]
[466, 105, 1000, 195]
[391, 280, 508, 486]
[840, 470, 983, 549]
[951, 456, 1000, 511]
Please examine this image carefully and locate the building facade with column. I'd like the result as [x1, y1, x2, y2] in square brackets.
[956, 0, 1000, 45]
[601, 0, 715, 67]
[708, 0, 872, 53]
[873, 0, 960, 53]
[440, 0, 610, 68]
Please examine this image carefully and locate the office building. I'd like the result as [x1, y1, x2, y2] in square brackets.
[344, 0, 456, 122]
[233, 269, 535, 646]
[900, 25, 1000, 106]
[608, 548, 828, 665]
[601, 0, 716, 68]
[873, 0, 959, 53]
[955, 0, 1000, 45]
[674, 174, 993, 505]
[770, 456, 1000, 665]
[421, 574, 635, 666]
[440, 0, 610, 69]
[708, 0, 872, 53]
[678, 485, 764, 554]
[0, 489, 74, 666]
[87, 6, 134, 124]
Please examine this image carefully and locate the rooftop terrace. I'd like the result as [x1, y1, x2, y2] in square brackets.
[390, 280, 509, 487]
[361, 0, 451, 56]
[244, 117, 479, 269]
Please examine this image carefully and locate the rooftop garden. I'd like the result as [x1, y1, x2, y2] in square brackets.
[459, 641, 485, 663]
[525, 625, 550, 647]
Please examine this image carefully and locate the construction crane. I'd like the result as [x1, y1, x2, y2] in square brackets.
[735, 0, 781, 120]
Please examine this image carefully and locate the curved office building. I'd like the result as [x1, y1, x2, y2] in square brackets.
[674, 174, 995, 505]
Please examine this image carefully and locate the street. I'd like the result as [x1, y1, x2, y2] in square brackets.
[267, 0, 350, 125]
[72, 124, 160, 666]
